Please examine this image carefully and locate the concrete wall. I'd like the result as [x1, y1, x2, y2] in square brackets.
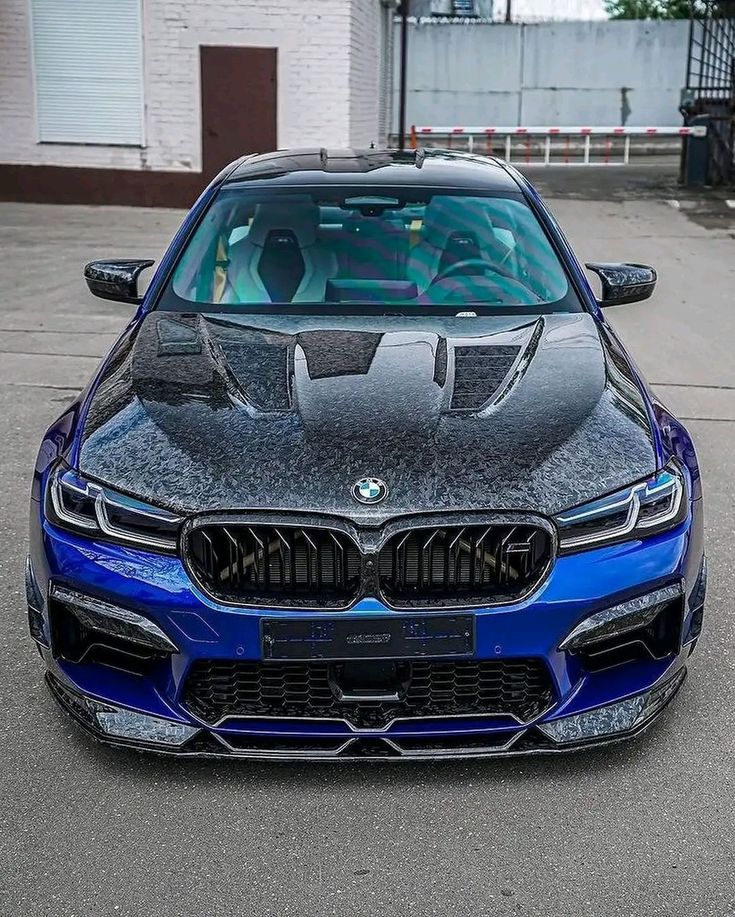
[0, 0, 384, 173]
[395, 19, 689, 129]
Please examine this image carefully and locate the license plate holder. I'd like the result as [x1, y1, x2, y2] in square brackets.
[261, 615, 475, 661]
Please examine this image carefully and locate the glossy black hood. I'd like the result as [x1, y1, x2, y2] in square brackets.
[79, 311, 656, 522]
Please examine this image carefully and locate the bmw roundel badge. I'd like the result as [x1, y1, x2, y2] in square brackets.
[352, 477, 388, 505]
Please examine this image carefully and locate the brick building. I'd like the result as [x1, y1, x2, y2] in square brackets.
[0, 0, 396, 206]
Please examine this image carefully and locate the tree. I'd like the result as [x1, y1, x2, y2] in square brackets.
[605, 0, 696, 17]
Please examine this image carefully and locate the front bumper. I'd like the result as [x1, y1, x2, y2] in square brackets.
[28, 503, 705, 761]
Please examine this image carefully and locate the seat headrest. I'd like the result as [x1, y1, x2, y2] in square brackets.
[422, 196, 494, 250]
[248, 197, 319, 248]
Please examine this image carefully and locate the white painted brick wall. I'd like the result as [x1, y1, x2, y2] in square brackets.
[0, 0, 383, 171]
[349, 1, 382, 148]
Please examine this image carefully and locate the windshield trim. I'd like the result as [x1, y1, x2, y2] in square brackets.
[153, 301, 575, 318]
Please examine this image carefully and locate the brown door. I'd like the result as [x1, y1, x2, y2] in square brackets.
[200, 46, 277, 178]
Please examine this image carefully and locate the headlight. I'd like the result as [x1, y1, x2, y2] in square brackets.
[555, 461, 687, 553]
[46, 464, 181, 552]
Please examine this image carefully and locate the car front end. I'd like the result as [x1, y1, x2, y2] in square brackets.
[27, 332, 705, 760]
[26, 150, 706, 760]
[28, 466, 704, 759]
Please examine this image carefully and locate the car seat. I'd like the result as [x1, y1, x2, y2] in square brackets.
[406, 196, 510, 292]
[223, 198, 337, 303]
[335, 212, 409, 280]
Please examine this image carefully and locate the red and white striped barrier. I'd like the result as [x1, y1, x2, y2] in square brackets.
[410, 124, 707, 165]
[414, 126, 707, 136]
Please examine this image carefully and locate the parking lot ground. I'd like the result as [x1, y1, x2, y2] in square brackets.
[1, 167, 735, 917]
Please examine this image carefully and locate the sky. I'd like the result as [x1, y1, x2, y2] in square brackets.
[504, 0, 608, 19]
[440, 0, 607, 22]
[415, 0, 610, 20]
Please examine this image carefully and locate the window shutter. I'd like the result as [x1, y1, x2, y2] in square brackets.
[30, 0, 144, 145]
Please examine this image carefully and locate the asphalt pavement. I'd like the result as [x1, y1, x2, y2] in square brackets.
[1, 167, 734, 917]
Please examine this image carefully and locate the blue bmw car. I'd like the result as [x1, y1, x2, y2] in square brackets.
[27, 149, 705, 759]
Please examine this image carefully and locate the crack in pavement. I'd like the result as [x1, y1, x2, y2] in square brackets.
[678, 416, 735, 423]
[0, 382, 81, 391]
[653, 382, 735, 391]
[0, 327, 118, 335]
[0, 349, 102, 359]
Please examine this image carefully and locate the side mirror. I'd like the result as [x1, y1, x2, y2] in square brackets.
[84, 259, 155, 304]
[585, 262, 657, 307]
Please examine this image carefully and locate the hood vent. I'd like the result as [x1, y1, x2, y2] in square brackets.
[298, 331, 382, 380]
[214, 331, 293, 412]
[156, 318, 202, 356]
[450, 345, 521, 411]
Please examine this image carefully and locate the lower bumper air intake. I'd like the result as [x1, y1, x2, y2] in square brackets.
[181, 657, 557, 728]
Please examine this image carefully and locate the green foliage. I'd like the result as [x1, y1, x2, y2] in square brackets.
[605, 0, 696, 18]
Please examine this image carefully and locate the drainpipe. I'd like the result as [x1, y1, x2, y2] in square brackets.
[398, 0, 410, 150]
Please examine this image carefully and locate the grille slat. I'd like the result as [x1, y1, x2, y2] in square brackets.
[183, 658, 555, 728]
[186, 520, 552, 609]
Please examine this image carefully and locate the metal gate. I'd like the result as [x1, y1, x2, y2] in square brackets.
[683, 0, 735, 184]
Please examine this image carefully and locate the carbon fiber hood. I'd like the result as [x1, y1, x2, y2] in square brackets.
[78, 310, 656, 522]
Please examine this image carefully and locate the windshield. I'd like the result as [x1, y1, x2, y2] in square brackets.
[162, 186, 581, 315]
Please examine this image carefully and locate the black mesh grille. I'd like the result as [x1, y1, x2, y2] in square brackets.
[182, 658, 555, 728]
[187, 524, 362, 607]
[378, 524, 552, 607]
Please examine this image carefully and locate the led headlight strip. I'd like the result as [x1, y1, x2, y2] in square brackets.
[555, 462, 686, 552]
[47, 465, 181, 552]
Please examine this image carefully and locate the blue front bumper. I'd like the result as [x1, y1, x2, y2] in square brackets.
[28, 500, 705, 760]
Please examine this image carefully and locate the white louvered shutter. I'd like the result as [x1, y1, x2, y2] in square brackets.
[31, 0, 144, 145]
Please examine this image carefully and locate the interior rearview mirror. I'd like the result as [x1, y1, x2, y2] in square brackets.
[84, 259, 155, 304]
[585, 262, 657, 307]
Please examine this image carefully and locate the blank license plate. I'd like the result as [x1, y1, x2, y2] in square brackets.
[261, 615, 475, 661]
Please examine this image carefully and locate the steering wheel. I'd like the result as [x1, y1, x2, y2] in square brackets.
[428, 258, 517, 286]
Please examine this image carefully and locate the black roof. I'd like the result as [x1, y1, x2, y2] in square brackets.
[223, 148, 522, 192]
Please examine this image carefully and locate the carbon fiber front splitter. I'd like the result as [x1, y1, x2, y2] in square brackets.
[46, 669, 686, 762]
